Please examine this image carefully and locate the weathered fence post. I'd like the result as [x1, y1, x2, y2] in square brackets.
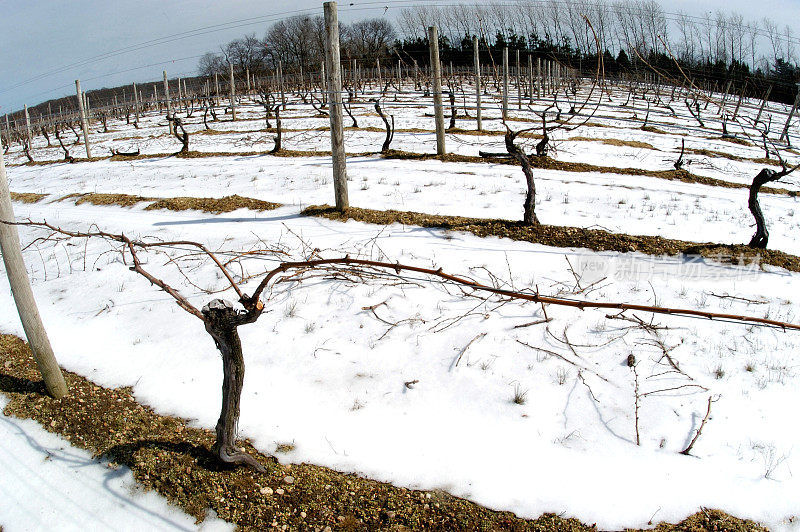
[75, 79, 91, 158]
[474, 36, 482, 131]
[133, 82, 140, 125]
[428, 26, 446, 155]
[756, 85, 773, 124]
[229, 62, 237, 121]
[780, 82, 800, 143]
[0, 137, 68, 398]
[163, 71, 174, 135]
[323, 1, 349, 211]
[528, 54, 534, 104]
[516, 49, 522, 110]
[24, 105, 32, 152]
[502, 47, 509, 119]
[278, 61, 286, 109]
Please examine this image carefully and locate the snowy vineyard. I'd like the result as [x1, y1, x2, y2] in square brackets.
[2, 67, 800, 530]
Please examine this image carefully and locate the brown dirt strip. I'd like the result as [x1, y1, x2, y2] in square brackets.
[9, 142, 790, 197]
[12, 190, 800, 272]
[14, 192, 282, 215]
[302, 205, 800, 274]
[9, 192, 47, 203]
[380, 150, 798, 197]
[0, 334, 767, 532]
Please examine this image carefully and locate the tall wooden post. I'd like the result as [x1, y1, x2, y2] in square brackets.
[0, 137, 68, 398]
[133, 82, 140, 125]
[780, 83, 800, 143]
[23, 105, 32, 152]
[163, 71, 173, 135]
[428, 26, 446, 155]
[323, 1, 349, 211]
[756, 85, 773, 124]
[214, 72, 220, 105]
[321, 62, 327, 105]
[3, 115, 10, 147]
[229, 63, 236, 121]
[474, 36, 482, 132]
[246, 67, 251, 93]
[516, 49, 522, 110]
[502, 47, 509, 119]
[537, 57, 542, 96]
[278, 61, 286, 108]
[528, 54, 534, 104]
[75, 79, 91, 158]
[377, 58, 382, 93]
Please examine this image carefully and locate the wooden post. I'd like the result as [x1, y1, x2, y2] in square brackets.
[377, 58, 382, 93]
[780, 83, 800, 143]
[516, 49, 522, 110]
[428, 26, 446, 155]
[323, 1, 349, 211]
[229, 63, 236, 121]
[163, 71, 173, 135]
[756, 85, 773, 124]
[246, 67, 251, 93]
[24, 105, 32, 152]
[133, 83, 140, 125]
[502, 47, 509, 119]
[177, 76, 182, 106]
[278, 61, 286, 108]
[3, 115, 10, 147]
[75, 79, 91, 158]
[0, 137, 68, 398]
[537, 57, 542, 96]
[214, 72, 220, 105]
[732, 84, 745, 119]
[528, 54, 534, 104]
[474, 36, 481, 131]
[321, 62, 327, 105]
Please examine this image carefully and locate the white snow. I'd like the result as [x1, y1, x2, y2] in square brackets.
[2, 82, 800, 530]
[0, 397, 233, 532]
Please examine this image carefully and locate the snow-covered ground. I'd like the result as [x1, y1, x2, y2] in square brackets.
[2, 81, 800, 530]
[0, 395, 232, 531]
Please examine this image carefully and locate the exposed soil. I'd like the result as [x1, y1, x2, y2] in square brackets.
[10, 145, 796, 198]
[15, 191, 282, 215]
[302, 205, 800, 273]
[9, 192, 47, 203]
[0, 334, 768, 532]
[144, 194, 281, 214]
[381, 150, 798, 197]
[567, 137, 656, 150]
[12, 189, 800, 272]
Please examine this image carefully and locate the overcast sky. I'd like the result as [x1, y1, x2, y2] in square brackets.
[2, 0, 800, 114]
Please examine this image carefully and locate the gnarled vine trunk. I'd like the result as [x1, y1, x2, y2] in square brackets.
[748, 168, 782, 249]
[505, 131, 539, 225]
[202, 299, 265, 472]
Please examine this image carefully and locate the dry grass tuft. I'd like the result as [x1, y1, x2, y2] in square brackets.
[567, 136, 655, 150]
[303, 205, 800, 273]
[9, 192, 46, 203]
[74, 193, 154, 208]
[145, 194, 281, 214]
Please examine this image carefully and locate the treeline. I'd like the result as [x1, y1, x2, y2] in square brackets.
[198, 0, 800, 104]
[198, 16, 395, 78]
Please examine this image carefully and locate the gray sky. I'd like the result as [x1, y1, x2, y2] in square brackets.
[2, 0, 800, 114]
